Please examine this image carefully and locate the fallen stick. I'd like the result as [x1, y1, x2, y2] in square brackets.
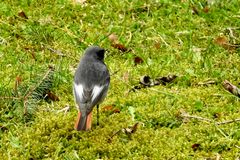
[180, 111, 240, 125]
[0, 96, 22, 100]
[216, 119, 240, 125]
[57, 105, 70, 114]
[180, 111, 212, 123]
[197, 80, 217, 86]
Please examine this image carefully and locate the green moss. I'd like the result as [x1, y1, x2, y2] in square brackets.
[1, 0, 240, 159]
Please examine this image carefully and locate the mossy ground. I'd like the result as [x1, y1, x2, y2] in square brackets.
[0, 0, 240, 159]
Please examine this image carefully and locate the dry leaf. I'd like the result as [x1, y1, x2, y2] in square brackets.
[109, 33, 129, 52]
[44, 91, 60, 101]
[130, 122, 138, 133]
[18, 11, 28, 19]
[111, 43, 128, 52]
[123, 122, 139, 134]
[214, 36, 228, 46]
[132, 74, 177, 91]
[108, 33, 118, 43]
[191, 143, 201, 151]
[154, 42, 161, 49]
[102, 105, 113, 111]
[155, 75, 177, 85]
[102, 105, 120, 114]
[107, 123, 139, 143]
[134, 56, 144, 65]
[113, 108, 120, 113]
[203, 6, 210, 13]
[214, 36, 239, 51]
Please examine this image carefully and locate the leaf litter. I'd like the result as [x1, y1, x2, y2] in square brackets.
[214, 35, 240, 52]
[107, 122, 139, 143]
[108, 33, 129, 52]
[131, 74, 177, 91]
[18, 11, 28, 19]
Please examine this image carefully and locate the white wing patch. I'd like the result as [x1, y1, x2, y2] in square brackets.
[91, 85, 104, 102]
[74, 83, 84, 101]
[74, 83, 104, 103]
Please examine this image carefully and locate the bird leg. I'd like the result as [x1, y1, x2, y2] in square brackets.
[74, 112, 82, 130]
[86, 111, 92, 130]
[75, 111, 92, 131]
[97, 104, 99, 126]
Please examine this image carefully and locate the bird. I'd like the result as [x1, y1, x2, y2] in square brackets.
[73, 46, 110, 131]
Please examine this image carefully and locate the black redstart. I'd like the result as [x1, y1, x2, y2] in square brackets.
[73, 46, 110, 131]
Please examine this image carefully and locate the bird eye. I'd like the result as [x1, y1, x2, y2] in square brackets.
[97, 49, 105, 59]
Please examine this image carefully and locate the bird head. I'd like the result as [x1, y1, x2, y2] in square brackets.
[84, 46, 106, 61]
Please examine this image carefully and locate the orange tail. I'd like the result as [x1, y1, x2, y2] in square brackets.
[75, 112, 92, 131]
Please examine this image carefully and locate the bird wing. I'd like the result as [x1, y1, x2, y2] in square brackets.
[91, 85, 104, 102]
[91, 81, 109, 106]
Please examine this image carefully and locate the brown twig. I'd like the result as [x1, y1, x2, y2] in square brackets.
[107, 130, 122, 143]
